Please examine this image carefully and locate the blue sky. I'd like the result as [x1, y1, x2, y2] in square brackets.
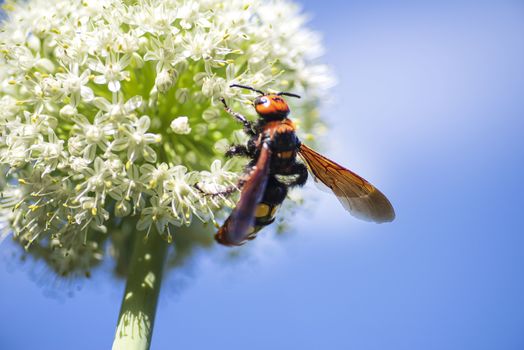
[1, 1, 524, 349]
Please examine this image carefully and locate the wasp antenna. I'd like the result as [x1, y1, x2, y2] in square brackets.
[230, 84, 265, 95]
[277, 92, 301, 99]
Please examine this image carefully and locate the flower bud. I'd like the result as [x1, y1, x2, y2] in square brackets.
[155, 69, 174, 93]
[170, 116, 191, 135]
[59, 105, 77, 118]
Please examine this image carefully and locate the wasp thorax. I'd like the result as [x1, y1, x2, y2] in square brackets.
[254, 94, 290, 120]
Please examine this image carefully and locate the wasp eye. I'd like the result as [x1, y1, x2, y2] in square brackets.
[261, 97, 270, 107]
[254, 96, 270, 107]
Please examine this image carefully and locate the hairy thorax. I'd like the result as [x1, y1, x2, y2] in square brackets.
[261, 119, 299, 172]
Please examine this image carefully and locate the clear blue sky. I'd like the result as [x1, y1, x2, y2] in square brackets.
[1, 1, 524, 349]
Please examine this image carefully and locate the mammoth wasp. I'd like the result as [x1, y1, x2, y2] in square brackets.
[209, 84, 395, 246]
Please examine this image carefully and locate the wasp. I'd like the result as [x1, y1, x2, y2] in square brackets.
[211, 84, 395, 246]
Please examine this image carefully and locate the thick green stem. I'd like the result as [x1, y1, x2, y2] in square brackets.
[112, 230, 169, 350]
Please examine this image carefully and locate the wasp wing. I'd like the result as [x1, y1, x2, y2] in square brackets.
[216, 143, 272, 246]
[298, 143, 395, 223]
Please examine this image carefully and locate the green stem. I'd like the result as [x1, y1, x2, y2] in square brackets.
[112, 229, 169, 350]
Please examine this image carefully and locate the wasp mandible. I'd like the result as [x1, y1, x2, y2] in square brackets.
[211, 84, 395, 246]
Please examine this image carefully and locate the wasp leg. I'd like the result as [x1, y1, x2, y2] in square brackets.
[220, 97, 256, 135]
[279, 162, 308, 187]
[194, 178, 246, 198]
[207, 138, 269, 196]
[225, 145, 253, 158]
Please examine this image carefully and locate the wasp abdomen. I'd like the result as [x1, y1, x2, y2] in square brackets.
[245, 203, 280, 240]
[244, 176, 287, 241]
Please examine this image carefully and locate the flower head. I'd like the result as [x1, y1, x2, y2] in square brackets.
[0, 0, 332, 276]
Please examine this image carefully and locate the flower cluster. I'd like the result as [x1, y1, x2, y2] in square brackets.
[0, 0, 332, 275]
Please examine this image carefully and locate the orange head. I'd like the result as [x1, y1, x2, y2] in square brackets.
[254, 94, 290, 120]
[230, 84, 301, 121]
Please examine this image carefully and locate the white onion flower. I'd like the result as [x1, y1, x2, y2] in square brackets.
[0, 0, 332, 277]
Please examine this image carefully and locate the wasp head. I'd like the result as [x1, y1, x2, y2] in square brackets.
[229, 84, 301, 121]
[254, 94, 290, 120]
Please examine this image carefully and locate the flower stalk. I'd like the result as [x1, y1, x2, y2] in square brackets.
[112, 230, 169, 350]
